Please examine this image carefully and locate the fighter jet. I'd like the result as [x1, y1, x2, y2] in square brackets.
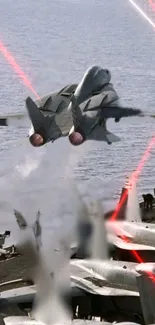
[2, 316, 142, 325]
[95, 176, 155, 261]
[69, 199, 155, 300]
[104, 176, 155, 253]
[136, 263, 155, 325]
[71, 190, 155, 261]
[0, 65, 146, 147]
[1, 199, 153, 322]
[106, 220, 155, 252]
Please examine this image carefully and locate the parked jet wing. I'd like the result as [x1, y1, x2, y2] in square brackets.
[70, 263, 139, 296]
[0, 285, 35, 304]
[0, 113, 29, 128]
[4, 316, 40, 325]
[4, 316, 112, 325]
[71, 275, 139, 296]
[110, 235, 155, 251]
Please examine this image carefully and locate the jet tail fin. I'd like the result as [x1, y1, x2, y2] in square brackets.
[126, 178, 141, 222]
[114, 176, 132, 221]
[13, 209, 28, 230]
[136, 270, 155, 325]
[116, 175, 141, 222]
[17, 226, 71, 323]
[75, 193, 93, 258]
[75, 193, 109, 260]
[89, 200, 109, 260]
[25, 97, 48, 133]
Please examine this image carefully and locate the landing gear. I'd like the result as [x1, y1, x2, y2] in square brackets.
[115, 118, 120, 123]
[107, 141, 112, 145]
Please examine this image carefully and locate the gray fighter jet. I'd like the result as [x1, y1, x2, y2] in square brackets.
[0, 201, 153, 322]
[0, 66, 144, 147]
[136, 263, 155, 325]
[106, 220, 155, 252]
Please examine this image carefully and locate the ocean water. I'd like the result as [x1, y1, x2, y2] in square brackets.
[0, 0, 155, 245]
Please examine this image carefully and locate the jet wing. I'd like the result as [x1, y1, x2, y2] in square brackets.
[70, 262, 139, 297]
[101, 105, 141, 119]
[79, 82, 141, 119]
[81, 98, 141, 119]
[0, 113, 30, 128]
[0, 285, 35, 304]
[4, 316, 43, 325]
[110, 235, 155, 251]
[4, 316, 112, 325]
[71, 276, 139, 297]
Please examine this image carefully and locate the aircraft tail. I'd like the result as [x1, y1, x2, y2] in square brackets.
[13, 209, 28, 230]
[89, 200, 109, 260]
[75, 193, 109, 260]
[117, 176, 141, 222]
[126, 179, 141, 222]
[17, 229, 71, 323]
[112, 176, 133, 221]
[75, 193, 93, 258]
[136, 265, 155, 325]
[25, 97, 49, 133]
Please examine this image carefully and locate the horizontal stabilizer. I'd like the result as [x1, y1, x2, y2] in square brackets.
[0, 113, 29, 128]
[105, 130, 120, 143]
[0, 285, 35, 304]
[87, 125, 120, 143]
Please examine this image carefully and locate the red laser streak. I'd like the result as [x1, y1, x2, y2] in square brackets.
[113, 0, 155, 279]
[148, 0, 155, 13]
[0, 35, 155, 276]
[110, 136, 155, 280]
[120, 234, 155, 282]
[111, 136, 155, 221]
[0, 40, 40, 100]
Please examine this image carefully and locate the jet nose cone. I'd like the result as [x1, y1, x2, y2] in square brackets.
[136, 263, 155, 275]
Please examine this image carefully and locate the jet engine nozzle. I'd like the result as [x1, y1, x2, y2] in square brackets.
[68, 126, 85, 146]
